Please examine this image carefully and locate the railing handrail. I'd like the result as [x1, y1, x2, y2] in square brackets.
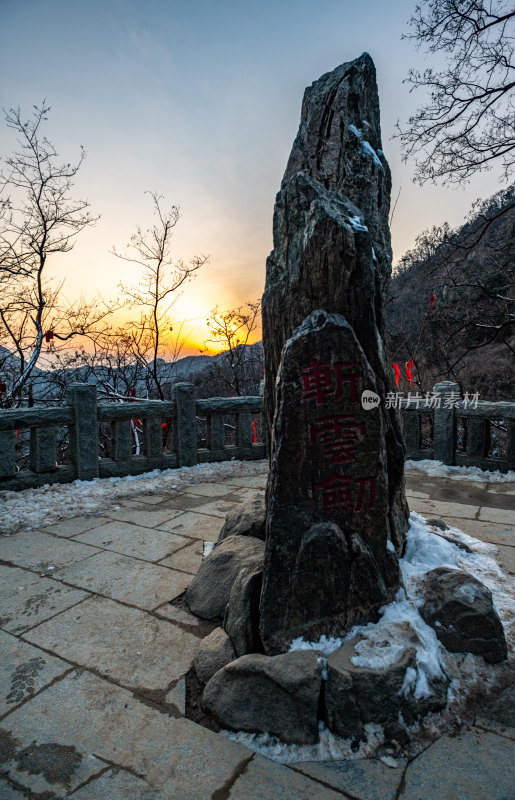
[0, 383, 266, 492]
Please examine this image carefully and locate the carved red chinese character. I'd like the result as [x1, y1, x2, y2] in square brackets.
[354, 476, 377, 510]
[313, 473, 354, 513]
[301, 360, 333, 406]
[310, 415, 365, 464]
[333, 362, 361, 402]
[314, 473, 377, 513]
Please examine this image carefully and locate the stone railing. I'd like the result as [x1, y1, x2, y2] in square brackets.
[0, 383, 265, 492]
[400, 381, 515, 473]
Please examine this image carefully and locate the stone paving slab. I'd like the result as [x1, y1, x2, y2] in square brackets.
[486, 484, 515, 496]
[0, 565, 89, 634]
[189, 497, 242, 517]
[71, 768, 162, 799]
[494, 544, 515, 575]
[165, 676, 186, 715]
[74, 520, 194, 562]
[227, 754, 346, 799]
[222, 475, 268, 489]
[185, 482, 243, 497]
[55, 549, 190, 609]
[154, 600, 215, 637]
[405, 489, 431, 499]
[399, 726, 515, 799]
[105, 506, 184, 528]
[294, 757, 407, 800]
[1, 669, 252, 798]
[23, 594, 199, 692]
[0, 778, 28, 799]
[157, 510, 224, 541]
[43, 515, 112, 538]
[436, 516, 515, 548]
[478, 506, 515, 525]
[0, 629, 71, 717]
[407, 498, 479, 519]
[158, 539, 203, 574]
[0, 529, 100, 573]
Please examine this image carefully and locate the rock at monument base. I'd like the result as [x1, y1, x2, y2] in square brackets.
[224, 567, 264, 657]
[194, 627, 237, 685]
[185, 536, 265, 622]
[324, 632, 448, 743]
[420, 567, 508, 663]
[260, 310, 398, 654]
[202, 650, 324, 745]
[217, 494, 266, 544]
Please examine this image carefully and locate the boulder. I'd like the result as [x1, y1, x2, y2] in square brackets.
[202, 650, 324, 745]
[420, 567, 507, 663]
[224, 567, 264, 657]
[324, 632, 448, 742]
[260, 311, 398, 653]
[217, 493, 266, 544]
[194, 627, 236, 685]
[185, 536, 265, 621]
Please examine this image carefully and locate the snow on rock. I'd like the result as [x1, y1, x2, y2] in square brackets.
[223, 720, 385, 764]
[348, 214, 368, 232]
[0, 460, 268, 536]
[405, 458, 515, 483]
[360, 140, 383, 169]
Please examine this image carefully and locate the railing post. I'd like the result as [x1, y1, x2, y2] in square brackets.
[67, 383, 99, 481]
[0, 430, 16, 477]
[433, 381, 459, 465]
[237, 412, 253, 448]
[172, 382, 197, 467]
[207, 414, 225, 451]
[403, 413, 421, 454]
[143, 418, 163, 457]
[30, 427, 57, 473]
[507, 421, 515, 465]
[466, 418, 490, 458]
[111, 420, 133, 460]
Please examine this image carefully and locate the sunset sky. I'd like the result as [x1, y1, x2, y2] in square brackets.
[0, 0, 505, 355]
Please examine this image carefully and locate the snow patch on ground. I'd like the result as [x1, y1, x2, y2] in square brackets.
[222, 512, 514, 763]
[0, 459, 268, 535]
[405, 458, 515, 483]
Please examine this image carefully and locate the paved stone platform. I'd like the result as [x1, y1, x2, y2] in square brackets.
[1, 463, 514, 799]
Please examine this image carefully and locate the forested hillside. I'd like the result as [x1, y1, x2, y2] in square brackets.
[386, 186, 514, 400]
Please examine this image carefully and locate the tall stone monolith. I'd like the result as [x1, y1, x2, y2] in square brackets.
[260, 53, 409, 654]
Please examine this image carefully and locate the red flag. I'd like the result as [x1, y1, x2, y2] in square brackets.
[429, 293, 436, 310]
[405, 360, 414, 387]
[393, 362, 400, 387]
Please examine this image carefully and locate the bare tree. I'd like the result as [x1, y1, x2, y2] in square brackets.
[202, 300, 262, 396]
[112, 191, 208, 399]
[386, 186, 515, 396]
[397, 0, 515, 184]
[0, 101, 114, 406]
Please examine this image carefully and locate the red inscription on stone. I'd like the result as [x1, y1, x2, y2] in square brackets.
[302, 360, 361, 406]
[333, 362, 361, 403]
[310, 415, 365, 464]
[301, 360, 333, 406]
[314, 473, 377, 514]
